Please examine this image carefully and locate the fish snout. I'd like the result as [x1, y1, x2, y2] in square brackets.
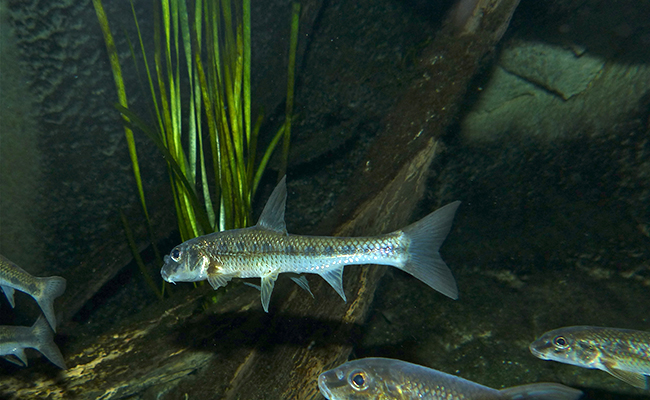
[318, 373, 334, 399]
[529, 339, 552, 360]
[160, 258, 176, 284]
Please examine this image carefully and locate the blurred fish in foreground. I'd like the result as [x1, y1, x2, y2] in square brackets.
[0, 315, 66, 369]
[0, 254, 66, 332]
[530, 326, 650, 389]
[161, 177, 461, 312]
[318, 357, 582, 400]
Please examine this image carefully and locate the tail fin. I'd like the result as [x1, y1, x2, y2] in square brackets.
[35, 276, 66, 332]
[399, 201, 460, 299]
[31, 315, 66, 369]
[500, 383, 583, 400]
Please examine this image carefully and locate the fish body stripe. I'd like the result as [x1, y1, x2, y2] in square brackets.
[198, 230, 408, 278]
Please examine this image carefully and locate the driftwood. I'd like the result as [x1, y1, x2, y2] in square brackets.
[322, 0, 521, 234]
[0, 1, 520, 398]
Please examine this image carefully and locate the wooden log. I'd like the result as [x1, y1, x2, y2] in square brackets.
[322, 0, 522, 235]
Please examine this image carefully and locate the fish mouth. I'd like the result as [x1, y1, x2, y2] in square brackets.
[529, 343, 548, 359]
[318, 374, 333, 399]
[161, 270, 175, 284]
[160, 258, 176, 284]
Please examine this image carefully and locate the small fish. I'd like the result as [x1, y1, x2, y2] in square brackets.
[161, 177, 460, 312]
[318, 357, 583, 400]
[0, 254, 66, 332]
[530, 326, 650, 389]
[0, 315, 66, 369]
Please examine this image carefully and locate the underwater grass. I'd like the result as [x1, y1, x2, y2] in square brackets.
[279, 2, 300, 180]
[120, 210, 163, 299]
[94, 0, 301, 292]
[93, 0, 164, 296]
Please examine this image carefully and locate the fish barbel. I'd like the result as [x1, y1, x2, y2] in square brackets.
[161, 177, 461, 312]
[0, 254, 66, 332]
[318, 357, 582, 400]
[530, 326, 650, 389]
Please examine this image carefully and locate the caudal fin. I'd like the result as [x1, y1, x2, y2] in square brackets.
[500, 383, 583, 400]
[399, 201, 460, 299]
[31, 315, 67, 369]
[35, 276, 66, 332]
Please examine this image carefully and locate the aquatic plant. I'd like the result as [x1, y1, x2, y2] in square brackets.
[93, 0, 300, 293]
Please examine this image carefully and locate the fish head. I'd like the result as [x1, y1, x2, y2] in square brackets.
[161, 241, 209, 284]
[529, 326, 600, 368]
[318, 358, 401, 400]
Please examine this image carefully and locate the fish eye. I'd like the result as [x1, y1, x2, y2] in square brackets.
[170, 248, 182, 262]
[348, 370, 368, 391]
[553, 335, 569, 349]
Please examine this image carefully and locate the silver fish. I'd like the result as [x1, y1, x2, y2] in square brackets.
[0, 254, 66, 332]
[530, 326, 650, 389]
[0, 315, 66, 369]
[161, 177, 460, 312]
[318, 357, 583, 400]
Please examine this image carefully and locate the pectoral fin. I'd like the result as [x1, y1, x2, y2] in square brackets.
[207, 274, 235, 291]
[320, 266, 346, 302]
[603, 360, 648, 389]
[1, 286, 15, 308]
[261, 272, 280, 313]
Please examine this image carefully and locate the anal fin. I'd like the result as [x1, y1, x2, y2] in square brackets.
[243, 282, 261, 291]
[287, 273, 314, 298]
[320, 267, 346, 302]
[1, 286, 15, 308]
[4, 350, 28, 367]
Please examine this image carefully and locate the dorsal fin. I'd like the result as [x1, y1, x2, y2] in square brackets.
[256, 176, 288, 234]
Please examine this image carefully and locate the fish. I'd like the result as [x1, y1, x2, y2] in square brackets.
[161, 176, 461, 312]
[530, 326, 650, 389]
[0, 254, 66, 332]
[318, 357, 583, 400]
[0, 315, 66, 369]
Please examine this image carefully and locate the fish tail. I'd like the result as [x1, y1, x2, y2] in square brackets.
[35, 276, 66, 332]
[398, 201, 460, 299]
[499, 383, 583, 400]
[30, 315, 67, 369]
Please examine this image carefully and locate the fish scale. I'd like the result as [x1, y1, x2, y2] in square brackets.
[208, 230, 408, 278]
[161, 177, 461, 312]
